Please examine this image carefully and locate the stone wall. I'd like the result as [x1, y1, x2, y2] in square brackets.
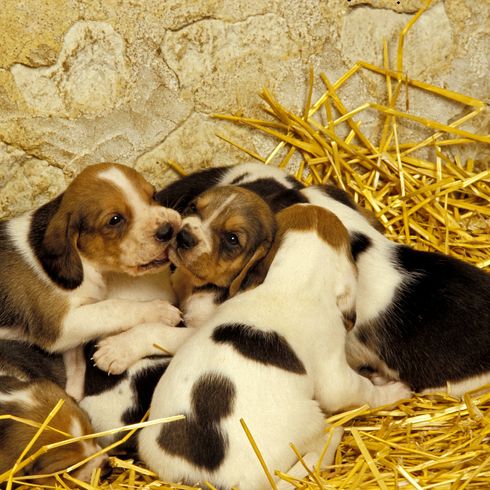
[0, 0, 488, 218]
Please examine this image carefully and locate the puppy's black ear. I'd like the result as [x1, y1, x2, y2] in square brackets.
[155, 167, 228, 212]
[32, 198, 84, 290]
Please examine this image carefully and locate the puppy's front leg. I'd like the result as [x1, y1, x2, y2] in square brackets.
[63, 346, 86, 401]
[315, 358, 411, 413]
[92, 323, 195, 374]
[53, 298, 181, 351]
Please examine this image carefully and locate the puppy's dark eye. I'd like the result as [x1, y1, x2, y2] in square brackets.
[224, 233, 239, 246]
[186, 202, 197, 214]
[107, 214, 124, 226]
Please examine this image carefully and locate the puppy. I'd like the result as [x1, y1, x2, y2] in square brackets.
[91, 185, 277, 374]
[0, 162, 181, 353]
[80, 343, 171, 449]
[155, 163, 490, 396]
[138, 205, 410, 489]
[0, 340, 109, 484]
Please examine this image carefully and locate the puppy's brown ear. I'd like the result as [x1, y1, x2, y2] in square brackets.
[39, 207, 84, 290]
[229, 242, 273, 297]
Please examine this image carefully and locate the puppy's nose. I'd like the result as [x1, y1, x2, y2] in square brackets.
[155, 223, 174, 242]
[176, 228, 197, 250]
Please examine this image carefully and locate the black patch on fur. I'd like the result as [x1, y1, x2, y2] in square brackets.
[0, 340, 65, 386]
[229, 172, 250, 185]
[155, 167, 228, 212]
[358, 245, 490, 392]
[285, 174, 304, 190]
[83, 343, 128, 396]
[193, 284, 229, 304]
[240, 178, 307, 212]
[158, 372, 235, 470]
[350, 232, 372, 261]
[121, 360, 170, 451]
[212, 323, 306, 374]
[322, 185, 357, 210]
[122, 361, 170, 426]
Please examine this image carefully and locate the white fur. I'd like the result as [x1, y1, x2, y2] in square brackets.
[139, 226, 410, 488]
[0, 387, 35, 406]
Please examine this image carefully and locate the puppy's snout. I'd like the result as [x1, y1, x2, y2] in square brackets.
[155, 223, 174, 242]
[176, 228, 197, 250]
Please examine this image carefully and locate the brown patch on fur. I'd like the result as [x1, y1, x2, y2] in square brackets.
[276, 204, 351, 250]
[0, 244, 68, 348]
[172, 186, 277, 295]
[0, 379, 98, 481]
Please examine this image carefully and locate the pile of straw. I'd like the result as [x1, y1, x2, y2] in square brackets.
[3, 0, 489, 488]
[212, 0, 490, 270]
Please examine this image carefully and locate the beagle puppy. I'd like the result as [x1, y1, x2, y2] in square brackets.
[0, 340, 109, 484]
[138, 205, 410, 489]
[80, 343, 171, 449]
[91, 185, 277, 374]
[155, 162, 490, 396]
[0, 162, 181, 353]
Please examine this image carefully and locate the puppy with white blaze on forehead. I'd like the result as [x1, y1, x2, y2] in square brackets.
[139, 205, 410, 490]
[155, 162, 490, 396]
[0, 163, 181, 356]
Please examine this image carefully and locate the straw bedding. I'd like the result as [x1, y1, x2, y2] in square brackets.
[3, 0, 489, 488]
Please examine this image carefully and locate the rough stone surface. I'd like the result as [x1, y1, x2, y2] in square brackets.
[0, 0, 488, 218]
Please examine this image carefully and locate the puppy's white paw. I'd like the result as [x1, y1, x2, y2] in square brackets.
[145, 300, 181, 327]
[93, 335, 138, 375]
[376, 381, 412, 406]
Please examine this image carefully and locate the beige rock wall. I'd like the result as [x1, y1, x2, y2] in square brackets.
[0, 0, 488, 218]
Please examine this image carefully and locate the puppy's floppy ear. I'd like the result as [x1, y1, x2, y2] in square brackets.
[229, 243, 270, 297]
[39, 207, 84, 290]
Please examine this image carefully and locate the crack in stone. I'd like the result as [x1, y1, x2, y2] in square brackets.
[164, 12, 276, 33]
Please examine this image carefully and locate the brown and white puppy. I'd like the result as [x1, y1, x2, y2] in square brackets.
[0, 340, 109, 485]
[0, 163, 181, 353]
[91, 185, 277, 374]
[139, 205, 410, 489]
[155, 162, 490, 396]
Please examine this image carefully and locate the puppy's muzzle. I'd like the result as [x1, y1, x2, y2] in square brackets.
[176, 228, 197, 250]
[155, 223, 175, 242]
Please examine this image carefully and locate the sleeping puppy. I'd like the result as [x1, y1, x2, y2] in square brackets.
[138, 204, 410, 489]
[0, 162, 181, 353]
[92, 185, 277, 374]
[155, 162, 490, 396]
[0, 340, 109, 484]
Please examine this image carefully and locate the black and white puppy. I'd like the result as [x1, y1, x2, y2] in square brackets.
[155, 163, 490, 395]
[139, 205, 410, 489]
